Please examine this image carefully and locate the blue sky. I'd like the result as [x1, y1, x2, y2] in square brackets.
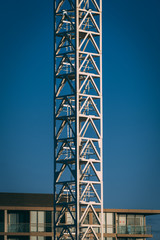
[0, 0, 160, 213]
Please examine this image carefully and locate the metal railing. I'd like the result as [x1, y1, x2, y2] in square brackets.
[7, 223, 52, 233]
[95, 225, 152, 235]
[5, 223, 152, 235]
[117, 225, 152, 235]
[8, 223, 29, 232]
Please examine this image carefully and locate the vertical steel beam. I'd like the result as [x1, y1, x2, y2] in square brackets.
[54, 0, 103, 239]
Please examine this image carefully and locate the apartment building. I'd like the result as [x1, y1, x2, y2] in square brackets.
[0, 193, 159, 240]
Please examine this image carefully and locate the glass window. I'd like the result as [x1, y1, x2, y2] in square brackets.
[38, 212, 45, 232]
[38, 237, 44, 240]
[45, 211, 52, 232]
[7, 211, 29, 232]
[31, 211, 37, 232]
[135, 215, 144, 226]
[107, 213, 113, 233]
[126, 214, 144, 227]
[30, 237, 36, 240]
[31, 211, 52, 232]
[127, 215, 134, 225]
[119, 215, 126, 225]
[118, 215, 126, 234]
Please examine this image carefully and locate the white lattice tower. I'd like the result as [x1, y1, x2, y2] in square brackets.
[54, 0, 103, 239]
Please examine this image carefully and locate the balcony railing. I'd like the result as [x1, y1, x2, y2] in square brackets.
[8, 223, 29, 232]
[4, 223, 152, 235]
[7, 223, 52, 233]
[117, 225, 152, 235]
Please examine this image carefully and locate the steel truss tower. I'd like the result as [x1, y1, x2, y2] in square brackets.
[54, 0, 103, 239]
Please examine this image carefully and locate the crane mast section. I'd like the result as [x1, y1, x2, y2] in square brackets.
[54, 0, 103, 239]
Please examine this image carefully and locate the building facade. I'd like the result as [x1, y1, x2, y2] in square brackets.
[0, 193, 159, 240]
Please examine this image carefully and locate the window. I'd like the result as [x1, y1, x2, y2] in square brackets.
[119, 215, 126, 225]
[31, 211, 52, 232]
[31, 211, 37, 232]
[98, 212, 115, 234]
[118, 215, 126, 234]
[38, 212, 45, 232]
[135, 215, 144, 226]
[7, 211, 29, 232]
[117, 214, 145, 235]
[127, 214, 144, 226]
[106, 213, 114, 233]
[127, 215, 134, 225]
[46, 211, 52, 232]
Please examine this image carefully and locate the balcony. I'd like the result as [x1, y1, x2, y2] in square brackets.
[8, 223, 29, 232]
[7, 223, 52, 233]
[117, 225, 152, 235]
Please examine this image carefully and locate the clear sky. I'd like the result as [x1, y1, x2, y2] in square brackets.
[0, 0, 160, 212]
